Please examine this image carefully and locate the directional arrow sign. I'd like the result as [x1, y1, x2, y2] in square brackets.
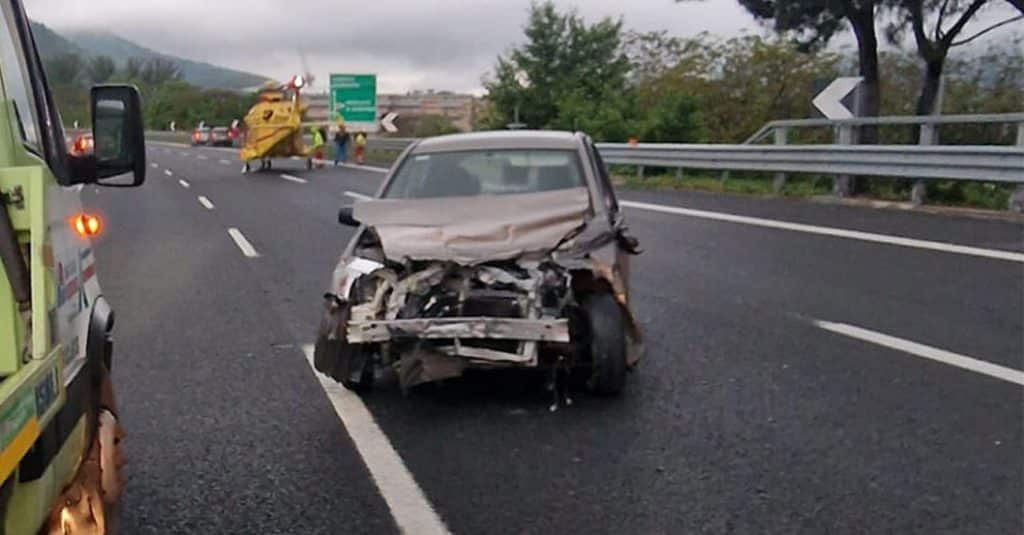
[381, 112, 399, 134]
[812, 77, 862, 119]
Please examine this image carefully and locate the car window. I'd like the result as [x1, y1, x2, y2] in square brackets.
[0, 8, 40, 147]
[384, 149, 584, 199]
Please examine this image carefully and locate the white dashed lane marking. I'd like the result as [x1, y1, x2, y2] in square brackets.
[227, 228, 260, 258]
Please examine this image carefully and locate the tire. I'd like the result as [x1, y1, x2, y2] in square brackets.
[314, 301, 374, 393]
[266, 159, 273, 170]
[581, 292, 627, 395]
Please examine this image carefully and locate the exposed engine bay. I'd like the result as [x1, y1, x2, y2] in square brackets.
[314, 187, 642, 404]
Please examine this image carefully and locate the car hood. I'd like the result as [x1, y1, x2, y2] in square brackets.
[352, 187, 591, 263]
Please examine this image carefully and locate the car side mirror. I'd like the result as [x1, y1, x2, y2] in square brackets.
[70, 85, 146, 187]
[338, 205, 360, 227]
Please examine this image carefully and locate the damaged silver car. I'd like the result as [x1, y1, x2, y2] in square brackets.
[314, 131, 642, 405]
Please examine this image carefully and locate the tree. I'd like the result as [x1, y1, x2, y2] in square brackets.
[891, 0, 1023, 116]
[737, 0, 887, 142]
[409, 115, 460, 137]
[483, 2, 630, 133]
[120, 58, 144, 82]
[43, 53, 83, 86]
[140, 57, 182, 86]
[636, 34, 839, 142]
[85, 55, 117, 85]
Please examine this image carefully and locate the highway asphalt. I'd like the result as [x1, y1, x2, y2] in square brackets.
[82, 142, 1023, 534]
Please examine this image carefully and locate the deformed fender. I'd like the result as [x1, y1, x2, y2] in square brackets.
[313, 295, 372, 384]
[576, 250, 645, 367]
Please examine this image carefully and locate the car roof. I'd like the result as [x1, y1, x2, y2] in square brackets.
[412, 130, 581, 153]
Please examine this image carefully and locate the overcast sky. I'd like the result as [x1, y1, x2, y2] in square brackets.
[23, 0, 765, 93]
[23, 0, 1022, 94]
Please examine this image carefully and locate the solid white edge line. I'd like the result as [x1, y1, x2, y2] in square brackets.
[163, 169, 173, 176]
[219, 159, 231, 165]
[197, 196, 214, 210]
[178, 179, 190, 188]
[618, 200, 1024, 263]
[815, 320, 1024, 387]
[227, 228, 260, 258]
[344, 191, 372, 201]
[300, 345, 450, 535]
[280, 173, 308, 184]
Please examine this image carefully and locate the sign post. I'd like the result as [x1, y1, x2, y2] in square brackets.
[812, 76, 863, 197]
[329, 74, 378, 133]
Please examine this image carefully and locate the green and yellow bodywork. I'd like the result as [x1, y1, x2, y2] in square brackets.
[0, 76, 103, 535]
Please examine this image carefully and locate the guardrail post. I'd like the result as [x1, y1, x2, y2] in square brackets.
[911, 123, 937, 206]
[833, 125, 855, 197]
[676, 166, 684, 180]
[772, 127, 787, 194]
[1011, 123, 1024, 212]
[637, 165, 645, 180]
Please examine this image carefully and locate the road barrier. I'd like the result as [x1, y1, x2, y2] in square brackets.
[365, 112, 1024, 211]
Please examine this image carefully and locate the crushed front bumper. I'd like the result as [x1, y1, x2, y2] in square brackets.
[347, 316, 570, 365]
[347, 317, 569, 344]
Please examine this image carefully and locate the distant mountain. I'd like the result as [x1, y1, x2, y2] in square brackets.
[29, 21, 268, 91]
[30, 20, 82, 58]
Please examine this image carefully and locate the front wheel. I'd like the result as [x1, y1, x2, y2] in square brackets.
[581, 292, 627, 395]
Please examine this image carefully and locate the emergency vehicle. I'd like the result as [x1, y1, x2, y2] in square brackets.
[0, 0, 146, 532]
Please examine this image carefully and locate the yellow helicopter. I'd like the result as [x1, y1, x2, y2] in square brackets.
[239, 74, 317, 173]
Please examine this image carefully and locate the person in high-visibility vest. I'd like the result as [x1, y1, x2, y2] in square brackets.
[354, 131, 367, 164]
[311, 126, 325, 168]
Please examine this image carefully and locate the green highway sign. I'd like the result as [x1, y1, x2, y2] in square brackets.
[330, 74, 377, 128]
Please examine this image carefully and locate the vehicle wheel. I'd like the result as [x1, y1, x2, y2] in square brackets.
[314, 302, 374, 393]
[581, 292, 627, 395]
[266, 159, 273, 170]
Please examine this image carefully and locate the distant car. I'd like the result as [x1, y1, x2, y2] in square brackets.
[191, 126, 210, 146]
[314, 131, 643, 404]
[209, 126, 233, 147]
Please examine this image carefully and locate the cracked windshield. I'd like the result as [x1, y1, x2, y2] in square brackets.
[0, 0, 1021, 533]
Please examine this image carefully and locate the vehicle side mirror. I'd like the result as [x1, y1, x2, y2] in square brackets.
[70, 85, 146, 187]
[338, 205, 360, 227]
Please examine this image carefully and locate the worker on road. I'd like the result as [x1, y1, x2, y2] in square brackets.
[311, 125, 325, 169]
[334, 119, 349, 166]
[354, 130, 367, 164]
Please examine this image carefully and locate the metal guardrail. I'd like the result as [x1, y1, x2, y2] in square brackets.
[595, 144, 1024, 183]
[744, 113, 1024, 145]
[367, 113, 1024, 210]
[368, 135, 1023, 183]
[369, 138, 418, 151]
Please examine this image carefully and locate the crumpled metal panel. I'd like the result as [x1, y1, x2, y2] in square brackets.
[347, 317, 569, 344]
[353, 187, 591, 263]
